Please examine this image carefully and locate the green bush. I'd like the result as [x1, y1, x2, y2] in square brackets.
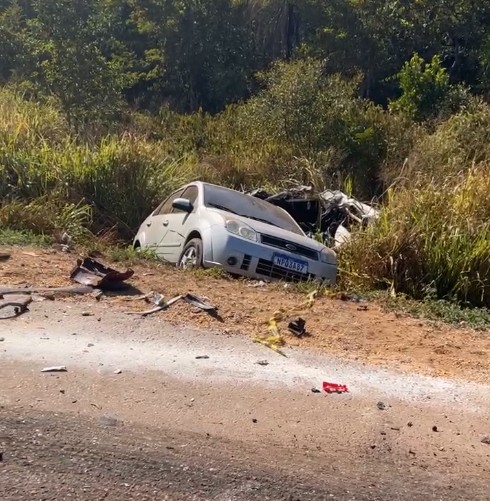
[201, 59, 403, 196]
[390, 54, 469, 122]
[404, 98, 490, 180]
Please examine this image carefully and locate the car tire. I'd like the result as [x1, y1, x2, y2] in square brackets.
[178, 238, 203, 270]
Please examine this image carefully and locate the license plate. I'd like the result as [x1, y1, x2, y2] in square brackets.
[272, 254, 308, 274]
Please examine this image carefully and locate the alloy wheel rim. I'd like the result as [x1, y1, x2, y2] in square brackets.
[180, 246, 197, 269]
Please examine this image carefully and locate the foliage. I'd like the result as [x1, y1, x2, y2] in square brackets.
[0, 228, 52, 247]
[1, 0, 490, 117]
[104, 244, 160, 265]
[340, 165, 490, 307]
[383, 294, 490, 331]
[203, 59, 395, 196]
[404, 99, 490, 179]
[0, 88, 195, 239]
[390, 54, 468, 122]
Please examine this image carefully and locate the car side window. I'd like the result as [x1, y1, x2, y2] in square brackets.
[154, 189, 185, 216]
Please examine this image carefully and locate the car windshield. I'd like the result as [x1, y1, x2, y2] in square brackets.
[203, 184, 304, 235]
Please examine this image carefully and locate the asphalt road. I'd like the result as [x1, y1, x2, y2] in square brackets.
[1, 301, 490, 500]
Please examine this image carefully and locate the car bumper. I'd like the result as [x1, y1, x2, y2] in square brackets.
[204, 233, 336, 284]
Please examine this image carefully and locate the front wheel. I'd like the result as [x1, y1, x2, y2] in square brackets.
[178, 238, 203, 270]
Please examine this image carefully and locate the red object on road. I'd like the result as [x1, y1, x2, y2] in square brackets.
[323, 382, 348, 394]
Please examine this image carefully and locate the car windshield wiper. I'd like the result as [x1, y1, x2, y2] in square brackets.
[208, 203, 239, 215]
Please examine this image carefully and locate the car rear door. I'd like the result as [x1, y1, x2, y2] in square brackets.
[159, 185, 200, 262]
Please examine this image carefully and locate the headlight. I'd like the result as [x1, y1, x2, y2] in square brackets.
[320, 247, 336, 264]
[225, 219, 258, 242]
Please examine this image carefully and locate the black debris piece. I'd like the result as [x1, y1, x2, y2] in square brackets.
[70, 257, 134, 291]
[288, 317, 307, 337]
[183, 294, 217, 313]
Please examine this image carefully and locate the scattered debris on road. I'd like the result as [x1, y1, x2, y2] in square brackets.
[126, 294, 183, 317]
[288, 317, 307, 337]
[151, 293, 166, 306]
[0, 294, 32, 317]
[41, 366, 68, 373]
[323, 382, 349, 394]
[0, 253, 11, 261]
[377, 401, 386, 411]
[252, 334, 286, 356]
[183, 294, 217, 313]
[248, 280, 267, 288]
[256, 360, 269, 366]
[126, 293, 219, 319]
[266, 310, 284, 337]
[0, 285, 93, 296]
[251, 290, 319, 355]
[70, 257, 134, 291]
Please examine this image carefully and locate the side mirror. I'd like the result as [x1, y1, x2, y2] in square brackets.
[172, 198, 193, 213]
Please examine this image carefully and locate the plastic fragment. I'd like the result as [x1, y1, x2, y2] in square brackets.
[41, 366, 67, 373]
[323, 381, 348, 394]
[252, 335, 287, 357]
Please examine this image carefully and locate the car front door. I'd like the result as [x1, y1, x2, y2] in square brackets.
[159, 186, 199, 262]
[145, 189, 185, 257]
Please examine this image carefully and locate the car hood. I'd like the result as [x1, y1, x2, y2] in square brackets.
[208, 208, 330, 253]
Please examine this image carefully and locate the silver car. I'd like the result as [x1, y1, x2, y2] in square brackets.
[133, 182, 337, 283]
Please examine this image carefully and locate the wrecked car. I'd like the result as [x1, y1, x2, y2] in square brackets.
[248, 187, 379, 248]
[133, 182, 337, 284]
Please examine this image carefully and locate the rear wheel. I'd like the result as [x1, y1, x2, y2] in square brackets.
[178, 238, 203, 270]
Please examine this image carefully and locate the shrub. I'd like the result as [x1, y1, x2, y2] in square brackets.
[202, 59, 397, 197]
[390, 54, 469, 122]
[404, 98, 490, 180]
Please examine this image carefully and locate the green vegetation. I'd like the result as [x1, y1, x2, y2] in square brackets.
[2, 0, 490, 314]
[383, 294, 490, 332]
[0, 228, 51, 247]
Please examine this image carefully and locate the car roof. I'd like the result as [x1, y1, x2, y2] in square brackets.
[187, 181, 238, 192]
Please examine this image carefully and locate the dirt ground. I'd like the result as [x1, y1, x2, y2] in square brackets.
[1, 245, 489, 383]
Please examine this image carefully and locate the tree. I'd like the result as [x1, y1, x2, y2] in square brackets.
[28, 0, 126, 130]
[130, 0, 255, 113]
[390, 54, 467, 122]
[0, 1, 31, 83]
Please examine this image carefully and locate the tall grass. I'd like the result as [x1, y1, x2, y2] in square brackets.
[0, 89, 197, 240]
[2, 84, 490, 309]
[341, 165, 490, 307]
